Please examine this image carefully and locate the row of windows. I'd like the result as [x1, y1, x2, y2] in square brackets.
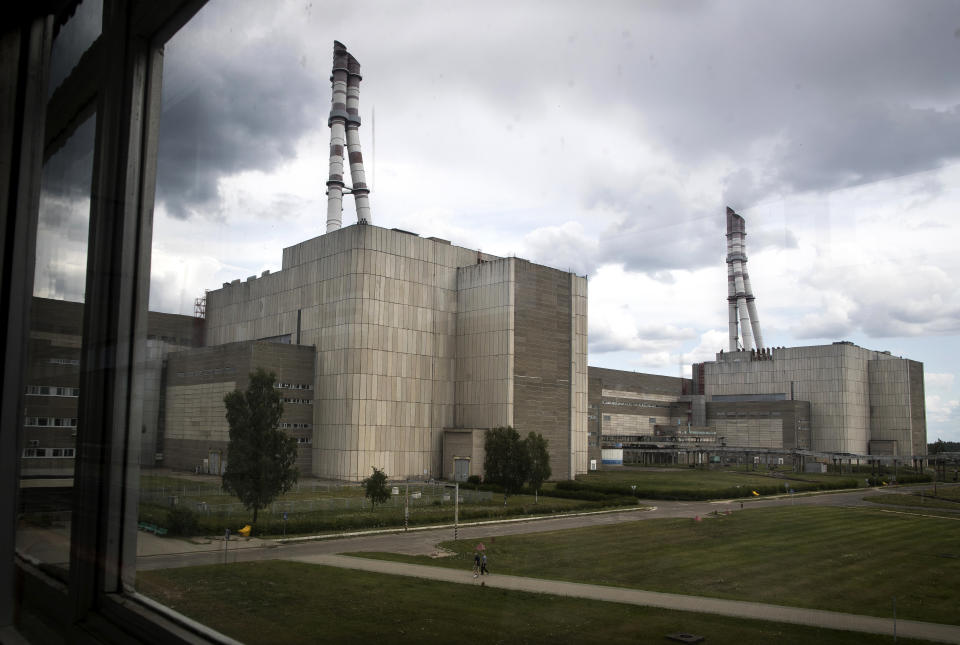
[280, 422, 312, 430]
[283, 397, 312, 404]
[147, 334, 191, 345]
[22, 447, 76, 458]
[25, 416, 78, 427]
[296, 436, 313, 444]
[276, 382, 312, 390]
[48, 357, 80, 366]
[174, 366, 237, 378]
[714, 411, 783, 418]
[600, 414, 658, 423]
[601, 399, 667, 409]
[25, 385, 80, 396]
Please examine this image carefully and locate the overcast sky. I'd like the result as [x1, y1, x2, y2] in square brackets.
[37, 0, 960, 442]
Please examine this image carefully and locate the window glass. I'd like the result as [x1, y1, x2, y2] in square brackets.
[16, 113, 96, 579]
[47, 0, 104, 97]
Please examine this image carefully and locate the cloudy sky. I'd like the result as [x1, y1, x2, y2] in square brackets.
[37, 0, 960, 442]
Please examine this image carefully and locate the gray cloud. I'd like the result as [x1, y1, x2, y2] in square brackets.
[153, 0, 960, 230]
[776, 104, 960, 195]
[156, 30, 324, 219]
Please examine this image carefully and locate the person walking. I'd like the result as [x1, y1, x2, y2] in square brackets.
[473, 552, 480, 578]
[480, 553, 488, 576]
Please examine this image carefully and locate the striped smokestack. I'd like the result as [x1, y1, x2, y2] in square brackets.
[345, 52, 372, 225]
[325, 41, 372, 232]
[325, 41, 349, 232]
[726, 207, 764, 351]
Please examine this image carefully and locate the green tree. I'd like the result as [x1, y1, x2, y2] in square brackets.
[363, 467, 390, 510]
[483, 426, 530, 504]
[524, 431, 551, 500]
[222, 368, 299, 524]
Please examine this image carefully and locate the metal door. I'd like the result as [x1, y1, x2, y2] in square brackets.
[454, 458, 469, 482]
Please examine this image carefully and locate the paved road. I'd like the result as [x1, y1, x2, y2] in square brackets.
[288, 554, 960, 644]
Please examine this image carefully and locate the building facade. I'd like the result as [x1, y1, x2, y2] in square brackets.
[693, 342, 926, 457]
[163, 341, 316, 474]
[203, 224, 588, 482]
[22, 298, 198, 477]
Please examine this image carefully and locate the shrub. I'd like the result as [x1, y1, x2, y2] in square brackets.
[166, 505, 199, 536]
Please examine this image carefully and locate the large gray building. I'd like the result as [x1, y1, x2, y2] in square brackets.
[693, 342, 926, 457]
[202, 224, 588, 482]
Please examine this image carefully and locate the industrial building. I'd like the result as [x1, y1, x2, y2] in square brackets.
[163, 341, 317, 475]
[193, 42, 588, 482]
[694, 208, 925, 459]
[590, 209, 926, 465]
[201, 225, 589, 482]
[19, 48, 926, 489]
[692, 342, 925, 457]
[22, 298, 199, 477]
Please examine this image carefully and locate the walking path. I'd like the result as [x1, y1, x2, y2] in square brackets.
[289, 554, 960, 644]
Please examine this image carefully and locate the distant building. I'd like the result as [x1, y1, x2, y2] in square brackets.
[22, 298, 199, 477]
[693, 342, 926, 457]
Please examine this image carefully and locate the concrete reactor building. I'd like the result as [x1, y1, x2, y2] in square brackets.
[164, 42, 589, 482]
[689, 208, 926, 459]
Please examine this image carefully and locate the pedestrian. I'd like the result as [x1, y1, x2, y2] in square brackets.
[473, 552, 480, 577]
[480, 553, 488, 576]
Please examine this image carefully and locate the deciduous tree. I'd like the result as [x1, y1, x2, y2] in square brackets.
[524, 431, 551, 500]
[222, 368, 299, 524]
[363, 466, 390, 510]
[483, 426, 530, 504]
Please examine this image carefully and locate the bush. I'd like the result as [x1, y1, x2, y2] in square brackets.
[467, 475, 482, 487]
[166, 505, 199, 536]
[866, 473, 931, 487]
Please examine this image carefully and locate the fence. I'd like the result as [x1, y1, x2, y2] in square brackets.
[139, 481, 493, 517]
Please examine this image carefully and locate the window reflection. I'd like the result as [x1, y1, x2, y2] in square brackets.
[47, 0, 103, 98]
[17, 113, 96, 578]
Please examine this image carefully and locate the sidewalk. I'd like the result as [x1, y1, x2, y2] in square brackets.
[290, 554, 960, 644]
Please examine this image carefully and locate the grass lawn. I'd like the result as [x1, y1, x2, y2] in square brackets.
[866, 483, 960, 511]
[352, 506, 960, 625]
[136, 561, 925, 644]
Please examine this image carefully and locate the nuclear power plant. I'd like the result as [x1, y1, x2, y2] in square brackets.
[164, 41, 589, 482]
[20, 43, 927, 484]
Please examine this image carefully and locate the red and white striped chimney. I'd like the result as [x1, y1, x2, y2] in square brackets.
[326, 41, 372, 232]
[726, 207, 764, 351]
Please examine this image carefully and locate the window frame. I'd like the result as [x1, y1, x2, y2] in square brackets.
[1, 1, 231, 643]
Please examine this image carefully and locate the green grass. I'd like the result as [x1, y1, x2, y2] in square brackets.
[563, 465, 870, 500]
[352, 506, 960, 625]
[866, 483, 960, 510]
[136, 561, 925, 644]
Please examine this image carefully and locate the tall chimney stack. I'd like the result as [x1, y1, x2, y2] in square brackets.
[326, 41, 372, 232]
[726, 207, 764, 351]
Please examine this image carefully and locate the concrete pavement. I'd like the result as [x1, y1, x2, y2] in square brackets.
[290, 553, 960, 644]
